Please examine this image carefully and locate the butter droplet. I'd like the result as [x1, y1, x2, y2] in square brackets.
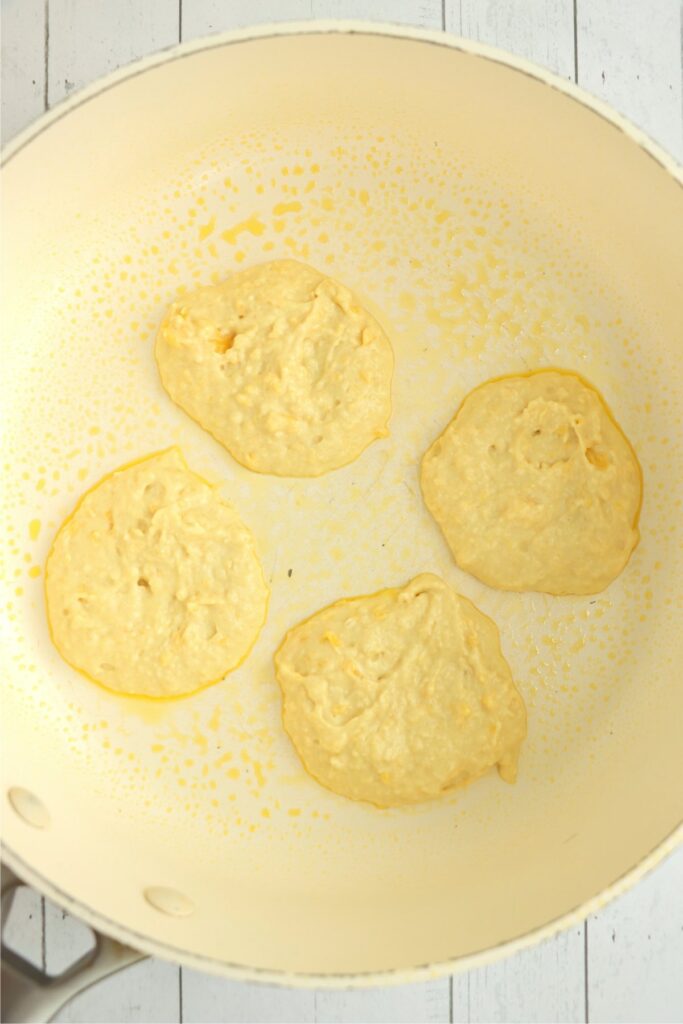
[199, 215, 216, 241]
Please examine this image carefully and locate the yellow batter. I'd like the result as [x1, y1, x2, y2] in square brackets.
[45, 449, 269, 698]
[274, 573, 526, 808]
[155, 260, 393, 477]
[421, 369, 642, 595]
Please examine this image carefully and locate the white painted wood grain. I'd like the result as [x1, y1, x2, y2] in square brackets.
[314, 979, 450, 1023]
[451, 927, 586, 1023]
[181, 970, 316, 1022]
[447, 0, 575, 79]
[576, 0, 683, 161]
[0, 0, 46, 141]
[181, 965, 450, 1021]
[182, 0, 442, 39]
[587, 846, 683, 1024]
[47, 0, 179, 107]
[52, 957, 180, 1024]
[309, 0, 442, 25]
[164, 974, 452, 1024]
[181, 0, 314, 38]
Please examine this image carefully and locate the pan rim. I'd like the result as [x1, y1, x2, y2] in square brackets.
[3, 18, 682, 985]
[3, 19, 682, 183]
[3, 826, 682, 986]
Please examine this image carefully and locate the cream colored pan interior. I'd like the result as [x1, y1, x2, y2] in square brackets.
[2, 24, 682, 984]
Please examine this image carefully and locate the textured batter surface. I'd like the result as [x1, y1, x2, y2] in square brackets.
[45, 449, 269, 697]
[421, 370, 642, 595]
[155, 259, 393, 476]
[275, 573, 526, 807]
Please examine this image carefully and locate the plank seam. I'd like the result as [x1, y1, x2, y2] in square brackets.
[574, 10, 587, 1020]
[40, 896, 46, 971]
[41, 0, 49, 970]
[573, 0, 579, 83]
[43, 0, 49, 110]
[584, 921, 589, 1023]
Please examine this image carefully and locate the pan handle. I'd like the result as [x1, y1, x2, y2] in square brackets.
[1, 864, 145, 1024]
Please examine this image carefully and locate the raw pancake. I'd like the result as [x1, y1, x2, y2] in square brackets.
[155, 259, 393, 477]
[420, 369, 642, 595]
[45, 448, 269, 698]
[274, 573, 526, 808]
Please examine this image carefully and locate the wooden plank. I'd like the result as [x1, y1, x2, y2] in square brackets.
[309, 0, 443, 26]
[47, 0, 179, 107]
[180, 974, 450, 1024]
[587, 847, 683, 1023]
[182, 0, 314, 38]
[1, 0, 46, 140]
[444, 0, 461, 33]
[451, 927, 586, 1023]
[440, 8, 584, 1019]
[182, 0, 443, 38]
[180, 969, 316, 1022]
[576, 5, 682, 1020]
[448, 0, 575, 78]
[576, 0, 683, 160]
[315, 979, 450, 1022]
[447, 8, 584, 1018]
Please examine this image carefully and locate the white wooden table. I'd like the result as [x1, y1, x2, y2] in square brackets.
[2, 2, 682, 1021]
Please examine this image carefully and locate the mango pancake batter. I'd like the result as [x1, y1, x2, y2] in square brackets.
[421, 370, 641, 595]
[155, 259, 393, 477]
[45, 448, 268, 698]
[275, 573, 526, 808]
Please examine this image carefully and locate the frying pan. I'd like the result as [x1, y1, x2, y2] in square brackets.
[2, 21, 682, 1020]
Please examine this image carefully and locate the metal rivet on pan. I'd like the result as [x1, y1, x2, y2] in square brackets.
[143, 886, 194, 917]
[7, 787, 51, 829]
